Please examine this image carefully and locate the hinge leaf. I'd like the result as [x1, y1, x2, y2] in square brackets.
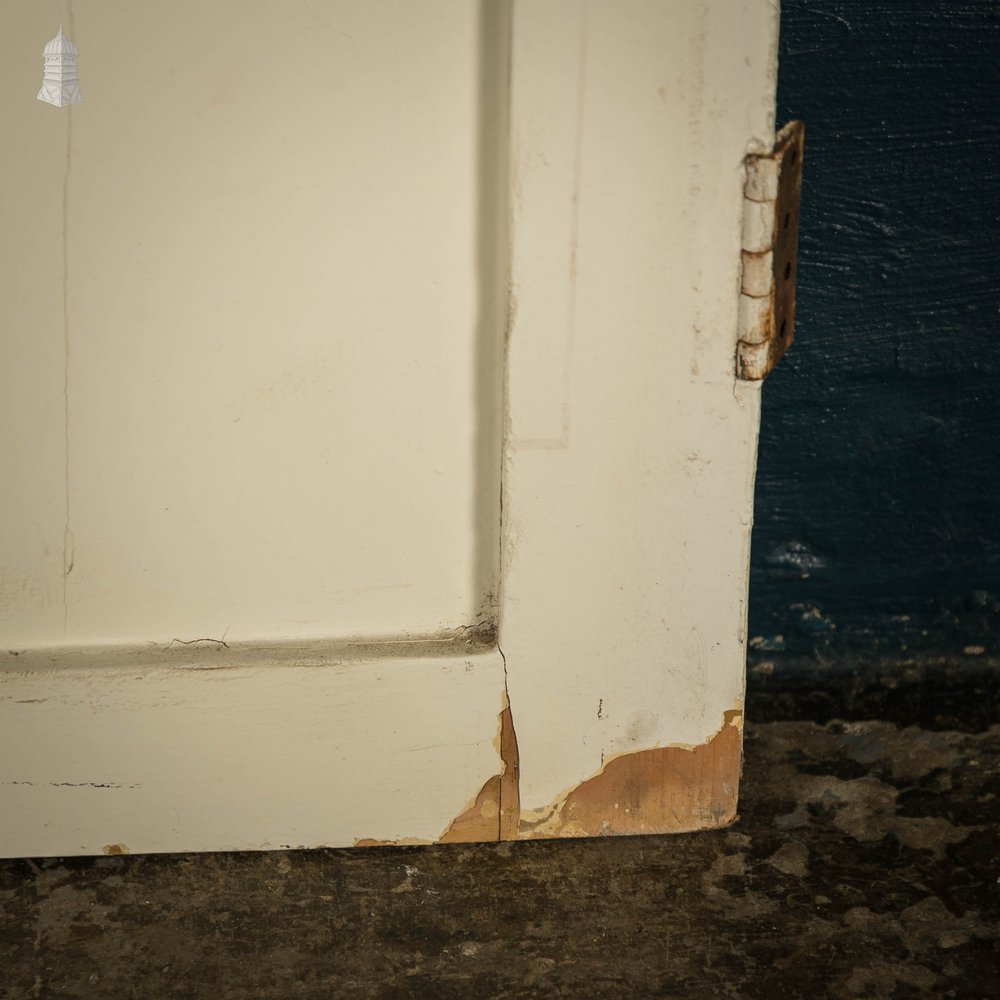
[736, 120, 804, 381]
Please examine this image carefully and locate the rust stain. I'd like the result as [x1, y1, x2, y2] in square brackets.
[737, 120, 805, 380]
[519, 711, 744, 839]
[102, 843, 130, 855]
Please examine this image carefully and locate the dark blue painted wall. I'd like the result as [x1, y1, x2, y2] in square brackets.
[749, 0, 1000, 665]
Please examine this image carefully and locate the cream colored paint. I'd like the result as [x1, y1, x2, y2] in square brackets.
[1, 0, 780, 856]
[0, 643, 507, 856]
[500, 0, 777, 817]
[1, 0, 505, 647]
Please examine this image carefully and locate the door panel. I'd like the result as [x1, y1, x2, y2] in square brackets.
[0, 0, 779, 856]
[1, 0, 506, 648]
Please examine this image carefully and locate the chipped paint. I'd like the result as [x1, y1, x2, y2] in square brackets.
[356, 702, 520, 847]
[1, 651, 508, 857]
[498, 704, 520, 841]
[355, 706, 739, 845]
[517, 711, 743, 839]
[0, 0, 773, 858]
[437, 702, 519, 843]
[5, 717, 998, 992]
[500, 0, 771, 837]
[101, 844, 130, 856]
[439, 776, 503, 843]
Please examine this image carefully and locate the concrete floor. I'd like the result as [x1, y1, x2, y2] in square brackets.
[2, 716, 998, 999]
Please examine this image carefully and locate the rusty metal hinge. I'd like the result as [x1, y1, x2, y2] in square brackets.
[736, 120, 805, 381]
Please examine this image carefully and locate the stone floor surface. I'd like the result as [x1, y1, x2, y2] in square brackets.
[1, 718, 998, 999]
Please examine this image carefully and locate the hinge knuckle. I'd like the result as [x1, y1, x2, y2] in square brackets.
[736, 120, 804, 381]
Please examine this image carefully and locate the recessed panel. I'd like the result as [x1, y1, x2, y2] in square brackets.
[0, 1, 506, 647]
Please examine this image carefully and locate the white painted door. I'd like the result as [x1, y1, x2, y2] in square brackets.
[0, 0, 779, 856]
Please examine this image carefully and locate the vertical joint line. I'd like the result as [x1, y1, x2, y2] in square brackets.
[61, 104, 73, 630]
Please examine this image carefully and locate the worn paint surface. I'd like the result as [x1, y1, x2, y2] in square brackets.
[0, 645, 508, 857]
[501, 0, 777, 822]
[519, 711, 742, 839]
[438, 777, 502, 845]
[3, 716, 998, 997]
[437, 703, 521, 844]
[1, 0, 778, 854]
[359, 703, 520, 847]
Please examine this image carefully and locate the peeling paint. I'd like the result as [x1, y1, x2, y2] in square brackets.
[498, 704, 520, 841]
[437, 699, 519, 843]
[429, 698, 520, 843]
[355, 702, 520, 848]
[518, 711, 743, 839]
[353, 710, 741, 846]
[31, 698, 740, 853]
[439, 776, 502, 844]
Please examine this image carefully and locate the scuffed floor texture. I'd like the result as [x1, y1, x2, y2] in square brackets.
[1, 718, 998, 999]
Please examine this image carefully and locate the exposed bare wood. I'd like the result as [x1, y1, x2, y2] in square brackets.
[499, 705, 521, 841]
[501, 0, 776, 835]
[0, 0, 778, 856]
[518, 712, 743, 839]
[439, 776, 503, 844]
[358, 704, 519, 847]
